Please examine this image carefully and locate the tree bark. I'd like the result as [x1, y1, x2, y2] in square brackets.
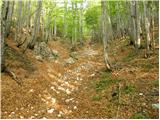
[1, 1, 9, 72]
[63, 0, 67, 38]
[29, 1, 42, 49]
[54, 16, 57, 37]
[79, 1, 83, 45]
[101, 0, 111, 70]
[131, 1, 137, 47]
[6, 1, 14, 37]
[143, 1, 151, 57]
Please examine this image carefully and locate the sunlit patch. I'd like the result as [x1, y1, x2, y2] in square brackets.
[48, 73, 55, 79]
[73, 106, 77, 110]
[65, 98, 74, 103]
[58, 86, 66, 92]
[47, 108, 55, 113]
[19, 115, 24, 119]
[66, 88, 71, 94]
[28, 89, 34, 93]
[51, 98, 56, 104]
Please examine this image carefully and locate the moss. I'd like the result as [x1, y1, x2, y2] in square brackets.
[93, 71, 125, 92]
[122, 51, 136, 62]
[123, 85, 135, 94]
[141, 63, 153, 71]
[92, 95, 102, 101]
[132, 112, 145, 119]
[153, 80, 159, 87]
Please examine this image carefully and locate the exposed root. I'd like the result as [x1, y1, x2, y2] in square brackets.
[5, 67, 22, 86]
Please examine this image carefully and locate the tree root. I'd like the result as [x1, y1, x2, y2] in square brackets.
[4, 67, 22, 86]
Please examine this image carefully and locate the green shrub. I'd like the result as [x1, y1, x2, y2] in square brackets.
[92, 95, 102, 101]
[123, 85, 135, 94]
[93, 75, 124, 92]
[122, 51, 136, 62]
[132, 112, 145, 119]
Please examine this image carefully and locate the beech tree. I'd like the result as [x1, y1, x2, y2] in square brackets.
[143, 1, 151, 57]
[29, 1, 42, 49]
[101, 0, 111, 70]
[1, 0, 159, 72]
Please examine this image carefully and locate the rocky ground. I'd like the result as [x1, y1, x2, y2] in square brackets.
[1, 37, 159, 119]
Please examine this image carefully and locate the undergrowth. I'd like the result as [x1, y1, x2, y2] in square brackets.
[92, 95, 102, 101]
[93, 71, 125, 92]
[132, 112, 145, 119]
[123, 84, 135, 94]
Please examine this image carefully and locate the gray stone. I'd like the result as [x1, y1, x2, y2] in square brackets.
[35, 55, 43, 62]
[152, 103, 159, 109]
[64, 57, 75, 65]
[34, 42, 58, 59]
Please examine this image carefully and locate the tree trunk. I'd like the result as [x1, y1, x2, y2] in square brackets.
[27, 0, 31, 28]
[143, 1, 151, 57]
[29, 1, 42, 49]
[116, 2, 122, 39]
[101, 0, 111, 70]
[63, 0, 67, 38]
[151, 1, 155, 51]
[54, 16, 57, 37]
[71, 1, 75, 46]
[131, 1, 137, 47]
[1, 1, 9, 72]
[135, 1, 141, 49]
[79, 1, 83, 45]
[14, 1, 22, 43]
[6, 1, 14, 37]
[74, 2, 77, 47]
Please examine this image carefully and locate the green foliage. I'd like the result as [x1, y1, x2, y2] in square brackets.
[84, 5, 101, 29]
[132, 112, 145, 119]
[153, 80, 159, 87]
[93, 71, 124, 92]
[92, 95, 102, 101]
[123, 85, 135, 94]
[141, 63, 153, 70]
[122, 51, 137, 62]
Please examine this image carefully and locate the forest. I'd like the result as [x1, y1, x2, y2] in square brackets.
[1, 0, 159, 119]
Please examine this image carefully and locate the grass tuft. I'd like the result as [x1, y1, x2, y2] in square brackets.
[132, 112, 145, 119]
[93, 71, 125, 92]
[122, 51, 137, 62]
[92, 95, 102, 101]
[123, 85, 135, 94]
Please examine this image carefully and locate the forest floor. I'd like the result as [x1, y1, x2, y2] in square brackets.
[1, 37, 159, 119]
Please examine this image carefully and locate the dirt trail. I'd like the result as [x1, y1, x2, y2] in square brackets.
[1, 39, 105, 119]
[1, 39, 159, 119]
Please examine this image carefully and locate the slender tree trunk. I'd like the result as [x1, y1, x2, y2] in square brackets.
[151, 1, 155, 51]
[143, 1, 151, 57]
[127, 1, 134, 45]
[74, 2, 77, 47]
[17, 1, 23, 33]
[6, 1, 14, 37]
[107, 2, 113, 41]
[131, 1, 137, 47]
[27, 1, 31, 28]
[63, 0, 67, 38]
[135, 1, 141, 49]
[29, 1, 42, 49]
[101, 0, 111, 70]
[54, 16, 57, 37]
[41, 13, 45, 40]
[45, 10, 50, 42]
[14, 1, 22, 43]
[71, 1, 75, 46]
[116, 2, 123, 39]
[1, 1, 9, 72]
[79, 1, 83, 45]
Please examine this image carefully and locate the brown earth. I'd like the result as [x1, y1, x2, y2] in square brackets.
[1, 37, 159, 119]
